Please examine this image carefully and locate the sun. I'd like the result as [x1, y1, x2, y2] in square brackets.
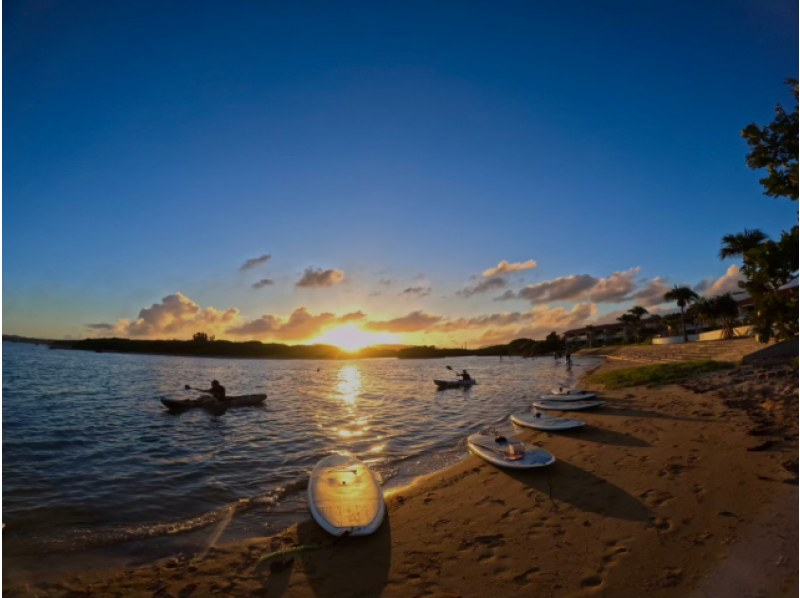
[311, 324, 399, 352]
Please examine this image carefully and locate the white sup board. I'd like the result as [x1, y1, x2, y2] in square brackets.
[510, 411, 585, 430]
[467, 432, 555, 469]
[550, 387, 588, 395]
[308, 453, 385, 537]
[532, 399, 604, 411]
[540, 391, 598, 401]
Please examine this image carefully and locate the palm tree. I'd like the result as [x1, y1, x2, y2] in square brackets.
[719, 229, 768, 262]
[627, 306, 649, 342]
[663, 286, 699, 342]
[617, 313, 637, 344]
[711, 294, 741, 340]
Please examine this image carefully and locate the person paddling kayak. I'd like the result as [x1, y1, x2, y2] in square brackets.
[186, 380, 226, 401]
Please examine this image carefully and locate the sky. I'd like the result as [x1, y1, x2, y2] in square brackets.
[4, 0, 798, 348]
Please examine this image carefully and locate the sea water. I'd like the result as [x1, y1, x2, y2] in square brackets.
[2, 341, 599, 578]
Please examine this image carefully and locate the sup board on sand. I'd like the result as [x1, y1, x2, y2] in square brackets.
[531, 399, 604, 411]
[467, 432, 555, 469]
[510, 411, 585, 430]
[308, 453, 385, 537]
[539, 391, 598, 401]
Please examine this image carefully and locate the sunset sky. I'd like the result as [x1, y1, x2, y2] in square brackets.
[5, 1, 798, 347]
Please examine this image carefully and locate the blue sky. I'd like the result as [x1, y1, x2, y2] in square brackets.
[4, 0, 798, 345]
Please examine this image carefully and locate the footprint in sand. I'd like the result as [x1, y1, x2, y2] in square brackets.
[580, 575, 604, 588]
[691, 483, 706, 503]
[476, 496, 505, 507]
[512, 566, 541, 586]
[650, 516, 674, 533]
[640, 489, 674, 507]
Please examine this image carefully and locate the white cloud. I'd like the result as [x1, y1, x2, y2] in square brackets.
[482, 259, 538, 278]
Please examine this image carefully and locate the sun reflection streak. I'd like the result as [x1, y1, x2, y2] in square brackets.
[336, 365, 362, 405]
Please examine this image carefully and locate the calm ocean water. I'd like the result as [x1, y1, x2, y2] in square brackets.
[2, 342, 599, 575]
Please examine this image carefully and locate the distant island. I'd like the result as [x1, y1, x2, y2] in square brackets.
[3, 334, 565, 360]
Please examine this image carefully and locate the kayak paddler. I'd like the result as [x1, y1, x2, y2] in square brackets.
[185, 380, 226, 401]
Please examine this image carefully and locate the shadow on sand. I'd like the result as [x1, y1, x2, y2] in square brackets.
[265, 515, 393, 598]
[567, 425, 651, 447]
[506, 460, 652, 522]
[587, 398, 714, 423]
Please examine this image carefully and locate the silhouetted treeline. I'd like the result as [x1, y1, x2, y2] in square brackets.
[7, 334, 565, 359]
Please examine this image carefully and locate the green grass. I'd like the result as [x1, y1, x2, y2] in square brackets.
[586, 360, 736, 389]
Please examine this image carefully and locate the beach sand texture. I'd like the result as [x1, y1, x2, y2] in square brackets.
[5, 351, 797, 597]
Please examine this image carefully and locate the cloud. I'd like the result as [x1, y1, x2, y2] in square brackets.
[85, 323, 115, 331]
[507, 268, 641, 304]
[457, 277, 508, 298]
[252, 278, 275, 289]
[482, 260, 538, 278]
[105, 293, 240, 339]
[435, 311, 529, 332]
[697, 265, 744, 297]
[365, 311, 444, 332]
[473, 304, 598, 345]
[400, 286, 431, 297]
[240, 254, 272, 271]
[630, 277, 672, 307]
[226, 307, 356, 341]
[296, 267, 346, 288]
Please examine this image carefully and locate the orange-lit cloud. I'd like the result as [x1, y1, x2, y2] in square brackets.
[471, 304, 598, 345]
[502, 268, 640, 304]
[364, 311, 443, 332]
[99, 293, 240, 338]
[696, 265, 744, 297]
[296, 267, 346, 288]
[482, 259, 538, 278]
[226, 307, 365, 341]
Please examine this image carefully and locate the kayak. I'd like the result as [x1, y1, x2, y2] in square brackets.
[434, 379, 477, 389]
[161, 394, 267, 412]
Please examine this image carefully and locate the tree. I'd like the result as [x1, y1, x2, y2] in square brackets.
[663, 286, 699, 342]
[193, 331, 209, 342]
[711, 294, 742, 340]
[616, 313, 637, 344]
[741, 79, 798, 201]
[719, 229, 768, 263]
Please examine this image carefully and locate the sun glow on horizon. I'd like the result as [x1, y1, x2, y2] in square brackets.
[311, 324, 399, 351]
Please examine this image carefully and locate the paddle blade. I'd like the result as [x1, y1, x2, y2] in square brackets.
[446, 365, 454, 371]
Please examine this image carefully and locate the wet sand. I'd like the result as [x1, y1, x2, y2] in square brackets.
[5, 359, 797, 597]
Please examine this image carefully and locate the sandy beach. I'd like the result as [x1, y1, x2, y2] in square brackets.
[5, 357, 797, 598]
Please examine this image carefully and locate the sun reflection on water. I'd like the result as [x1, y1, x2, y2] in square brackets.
[336, 364, 362, 405]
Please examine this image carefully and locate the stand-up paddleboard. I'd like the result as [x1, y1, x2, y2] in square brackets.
[510, 411, 585, 430]
[532, 399, 604, 411]
[539, 391, 598, 401]
[550, 387, 589, 395]
[308, 453, 385, 537]
[467, 432, 555, 469]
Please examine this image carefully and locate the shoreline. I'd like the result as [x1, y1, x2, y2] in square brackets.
[5, 358, 797, 597]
